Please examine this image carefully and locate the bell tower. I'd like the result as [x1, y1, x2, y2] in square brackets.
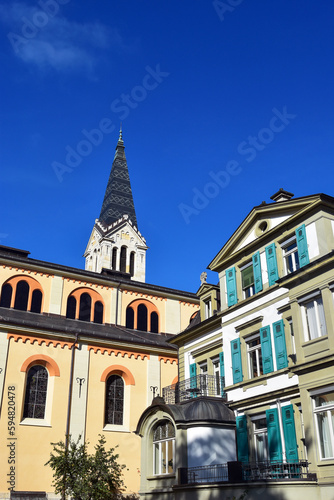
[84, 129, 147, 282]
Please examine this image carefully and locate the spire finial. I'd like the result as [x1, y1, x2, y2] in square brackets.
[118, 123, 123, 142]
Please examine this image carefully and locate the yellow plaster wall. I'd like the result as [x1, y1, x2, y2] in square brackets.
[60, 279, 114, 319]
[160, 358, 178, 388]
[180, 301, 199, 331]
[120, 290, 167, 331]
[0, 337, 72, 493]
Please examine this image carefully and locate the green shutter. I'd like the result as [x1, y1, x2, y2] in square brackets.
[273, 320, 288, 369]
[236, 415, 249, 463]
[219, 351, 225, 397]
[190, 363, 197, 395]
[231, 338, 243, 384]
[265, 243, 279, 286]
[295, 224, 309, 267]
[252, 252, 263, 293]
[226, 267, 237, 306]
[260, 326, 273, 374]
[281, 404, 299, 463]
[266, 408, 283, 462]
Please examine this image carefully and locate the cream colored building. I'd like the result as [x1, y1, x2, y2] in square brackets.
[0, 133, 199, 499]
[136, 189, 334, 500]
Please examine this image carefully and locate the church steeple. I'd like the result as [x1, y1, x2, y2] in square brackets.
[99, 128, 138, 228]
[84, 130, 147, 282]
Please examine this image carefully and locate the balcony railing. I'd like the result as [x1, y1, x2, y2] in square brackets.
[162, 374, 226, 404]
[178, 460, 316, 485]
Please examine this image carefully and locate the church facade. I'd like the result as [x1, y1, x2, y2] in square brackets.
[0, 132, 199, 498]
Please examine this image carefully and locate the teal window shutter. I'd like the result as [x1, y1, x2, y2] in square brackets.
[266, 408, 283, 462]
[231, 339, 243, 384]
[265, 243, 279, 286]
[226, 267, 237, 306]
[219, 351, 225, 396]
[281, 404, 299, 463]
[189, 363, 197, 397]
[252, 252, 263, 293]
[273, 320, 288, 369]
[236, 415, 249, 463]
[260, 326, 274, 374]
[295, 224, 309, 267]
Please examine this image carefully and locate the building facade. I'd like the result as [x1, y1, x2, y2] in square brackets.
[136, 190, 334, 500]
[0, 133, 199, 499]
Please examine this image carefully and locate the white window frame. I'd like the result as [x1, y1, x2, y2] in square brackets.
[153, 421, 175, 475]
[299, 291, 327, 341]
[204, 298, 212, 319]
[281, 236, 300, 275]
[240, 262, 255, 299]
[246, 333, 263, 378]
[312, 390, 334, 460]
[252, 414, 269, 462]
[212, 357, 221, 396]
[199, 361, 208, 395]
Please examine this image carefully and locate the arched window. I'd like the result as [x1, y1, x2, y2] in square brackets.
[30, 289, 42, 314]
[94, 301, 104, 324]
[151, 312, 159, 333]
[14, 280, 29, 311]
[126, 307, 134, 329]
[130, 252, 135, 277]
[112, 248, 118, 270]
[66, 296, 76, 319]
[0, 283, 12, 308]
[153, 420, 175, 475]
[79, 293, 91, 322]
[137, 304, 148, 332]
[120, 246, 127, 273]
[23, 365, 48, 419]
[105, 375, 124, 425]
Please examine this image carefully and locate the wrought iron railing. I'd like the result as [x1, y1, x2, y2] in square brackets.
[179, 460, 316, 485]
[162, 374, 226, 404]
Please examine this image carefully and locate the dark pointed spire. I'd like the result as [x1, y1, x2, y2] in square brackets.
[99, 129, 138, 228]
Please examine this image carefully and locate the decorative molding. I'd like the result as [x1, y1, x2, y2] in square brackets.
[7, 333, 74, 349]
[88, 345, 149, 360]
[100, 365, 135, 385]
[0, 265, 53, 278]
[20, 354, 60, 377]
[179, 301, 199, 307]
[159, 356, 178, 365]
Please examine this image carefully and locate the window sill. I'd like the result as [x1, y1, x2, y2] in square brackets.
[316, 458, 334, 467]
[302, 334, 328, 348]
[103, 424, 130, 433]
[20, 418, 51, 427]
[147, 474, 176, 481]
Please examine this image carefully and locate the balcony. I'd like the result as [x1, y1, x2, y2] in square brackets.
[178, 460, 316, 485]
[162, 374, 227, 404]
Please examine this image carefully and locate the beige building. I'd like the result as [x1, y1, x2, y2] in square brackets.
[136, 189, 334, 500]
[0, 132, 199, 499]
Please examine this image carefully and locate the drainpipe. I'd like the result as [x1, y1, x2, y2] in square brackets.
[65, 333, 79, 449]
[115, 283, 121, 326]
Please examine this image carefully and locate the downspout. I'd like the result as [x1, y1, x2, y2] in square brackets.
[65, 333, 79, 449]
[115, 283, 121, 326]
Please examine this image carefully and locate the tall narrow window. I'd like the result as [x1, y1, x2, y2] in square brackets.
[130, 252, 135, 277]
[282, 238, 300, 274]
[247, 334, 263, 378]
[241, 264, 255, 299]
[150, 312, 159, 333]
[105, 375, 124, 425]
[31, 289, 42, 314]
[66, 296, 76, 319]
[93, 301, 104, 324]
[301, 294, 327, 341]
[79, 293, 91, 322]
[253, 417, 269, 462]
[137, 304, 148, 331]
[126, 307, 134, 329]
[153, 420, 175, 475]
[112, 247, 117, 270]
[0, 283, 12, 308]
[120, 246, 127, 273]
[313, 392, 334, 459]
[23, 365, 48, 419]
[14, 280, 29, 311]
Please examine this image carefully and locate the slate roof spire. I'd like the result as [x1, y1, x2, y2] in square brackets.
[99, 128, 138, 228]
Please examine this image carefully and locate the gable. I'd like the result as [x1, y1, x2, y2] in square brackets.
[208, 194, 327, 272]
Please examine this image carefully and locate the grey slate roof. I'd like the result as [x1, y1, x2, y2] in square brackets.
[99, 130, 138, 228]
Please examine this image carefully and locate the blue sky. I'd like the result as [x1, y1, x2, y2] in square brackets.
[0, 0, 333, 292]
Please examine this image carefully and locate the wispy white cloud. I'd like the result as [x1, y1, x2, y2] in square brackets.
[0, 2, 133, 75]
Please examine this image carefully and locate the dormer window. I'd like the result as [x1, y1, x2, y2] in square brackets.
[204, 298, 212, 319]
[241, 263, 255, 299]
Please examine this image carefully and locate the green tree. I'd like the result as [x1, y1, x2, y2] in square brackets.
[46, 434, 127, 500]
